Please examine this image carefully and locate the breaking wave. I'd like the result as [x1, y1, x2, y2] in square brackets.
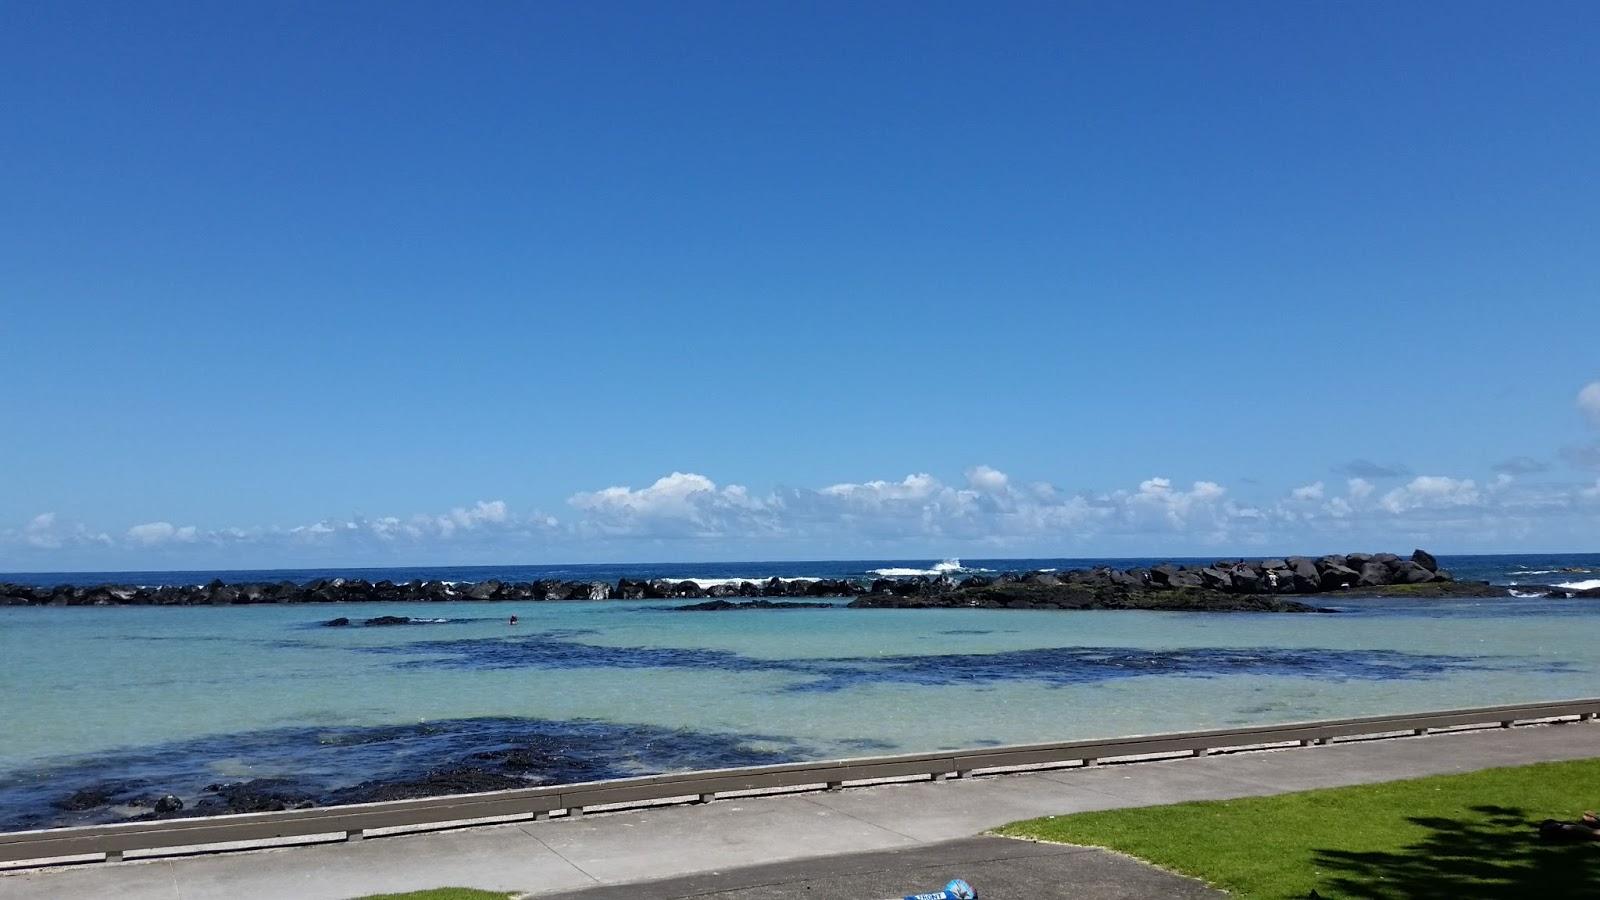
[1556, 579, 1600, 592]
[869, 559, 988, 578]
[679, 576, 821, 588]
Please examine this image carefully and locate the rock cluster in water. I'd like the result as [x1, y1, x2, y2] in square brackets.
[1, 550, 1584, 611]
[672, 599, 838, 612]
[867, 549, 1462, 601]
[25, 719, 803, 829]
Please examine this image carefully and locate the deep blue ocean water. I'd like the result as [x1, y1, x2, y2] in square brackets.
[4, 551, 1596, 588]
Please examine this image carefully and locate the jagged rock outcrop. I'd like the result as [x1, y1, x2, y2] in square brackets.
[672, 599, 837, 611]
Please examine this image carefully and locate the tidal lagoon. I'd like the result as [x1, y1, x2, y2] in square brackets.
[1, 553, 1596, 830]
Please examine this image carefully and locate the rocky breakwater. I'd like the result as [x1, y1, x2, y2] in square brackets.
[849, 550, 1517, 612]
[0, 575, 862, 607]
[1, 551, 1568, 611]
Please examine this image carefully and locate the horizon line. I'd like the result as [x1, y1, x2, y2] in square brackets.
[4, 548, 1597, 579]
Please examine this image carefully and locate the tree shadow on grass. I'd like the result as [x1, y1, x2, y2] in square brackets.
[1311, 805, 1597, 899]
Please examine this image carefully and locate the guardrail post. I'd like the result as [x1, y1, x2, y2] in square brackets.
[344, 829, 364, 842]
[1298, 739, 1314, 747]
[826, 781, 843, 792]
[1413, 728, 1428, 736]
[696, 792, 716, 804]
[931, 772, 949, 782]
[532, 810, 550, 821]
[1082, 758, 1098, 768]
[567, 807, 584, 819]
[954, 769, 971, 779]
[1583, 713, 1596, 722]
[105, 850, 123, 863]
[1316, 737, 1330, 745]
[1500, 720, 1514, 729]
[1190, 748, 1208, 757]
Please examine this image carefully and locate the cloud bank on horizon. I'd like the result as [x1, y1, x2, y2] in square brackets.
[7, 467, 1599, 570]
[7, 382, 1600, 569]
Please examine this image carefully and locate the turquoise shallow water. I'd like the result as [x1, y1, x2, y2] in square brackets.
[2, 587, 1599, 828]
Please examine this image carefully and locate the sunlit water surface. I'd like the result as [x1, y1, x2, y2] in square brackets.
[3, 553, 1597, 828]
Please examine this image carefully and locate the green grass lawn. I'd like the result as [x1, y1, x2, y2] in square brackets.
[360, 883, 515, 890]
[996, 757, 1600, 898]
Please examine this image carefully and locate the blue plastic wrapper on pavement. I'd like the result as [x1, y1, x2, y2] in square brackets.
[903, 878, 975, 900]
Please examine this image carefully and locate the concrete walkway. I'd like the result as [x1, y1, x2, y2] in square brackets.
[538, 836, 1223, 900]
[2, 721, 1595, 900]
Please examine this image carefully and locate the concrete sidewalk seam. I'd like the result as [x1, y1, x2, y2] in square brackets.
[515, 824, 604, 886]
[797, 795, 923, 843]
[1033, 763, 1284, 800]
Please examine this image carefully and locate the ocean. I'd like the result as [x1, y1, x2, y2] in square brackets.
[6, 552, 1598, 591]
[1, 552, 1597, 830]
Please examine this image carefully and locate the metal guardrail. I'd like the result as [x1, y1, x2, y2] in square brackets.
[3, 697, 1596, 866]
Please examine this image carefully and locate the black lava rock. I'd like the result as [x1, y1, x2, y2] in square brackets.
[362, 615, 412, 626]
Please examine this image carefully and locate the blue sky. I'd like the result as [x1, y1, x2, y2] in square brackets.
[4, 2, 1599, 570]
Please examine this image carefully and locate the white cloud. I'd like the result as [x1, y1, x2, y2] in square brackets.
[10, 512, 113, 551]
[23, 513, 62, 549]
[1379, 476, 1481, 514]
[569, 473, 779, 538]
[1579, 381, 1600, 426]
[126, 522, 198, 545]
[0, 497, 559, 565]
[1290, 482, 1325, 501]
[572, 472, 722, 517]
[285, 499, 548, 545]
[820, 473, 941, 503]
[1122, 478, 1228, 525]
[965, 465, 1010, 494]
[433, 500, 510, 537]
[791, 468, 1101, 543]
[10, 461, 1600, 564]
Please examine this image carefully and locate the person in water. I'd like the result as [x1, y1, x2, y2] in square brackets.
[508, 615, 518, 626]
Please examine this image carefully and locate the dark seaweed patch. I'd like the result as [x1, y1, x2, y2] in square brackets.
[837, 738, 898, 752]
[0, 717, 808, 831]
[363, 633, 1561, 694]
[377, 633, 798, 676]
[781, 646, 1538, 693]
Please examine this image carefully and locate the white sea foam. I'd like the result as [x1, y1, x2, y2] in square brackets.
[1508, 590, 1547, 598]
[1556, 579, 1600, 592]
[868, 559, 991, 578]
[679, 576, 822, 588]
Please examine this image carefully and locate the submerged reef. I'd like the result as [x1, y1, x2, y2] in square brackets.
[0, 718, 810, 831]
